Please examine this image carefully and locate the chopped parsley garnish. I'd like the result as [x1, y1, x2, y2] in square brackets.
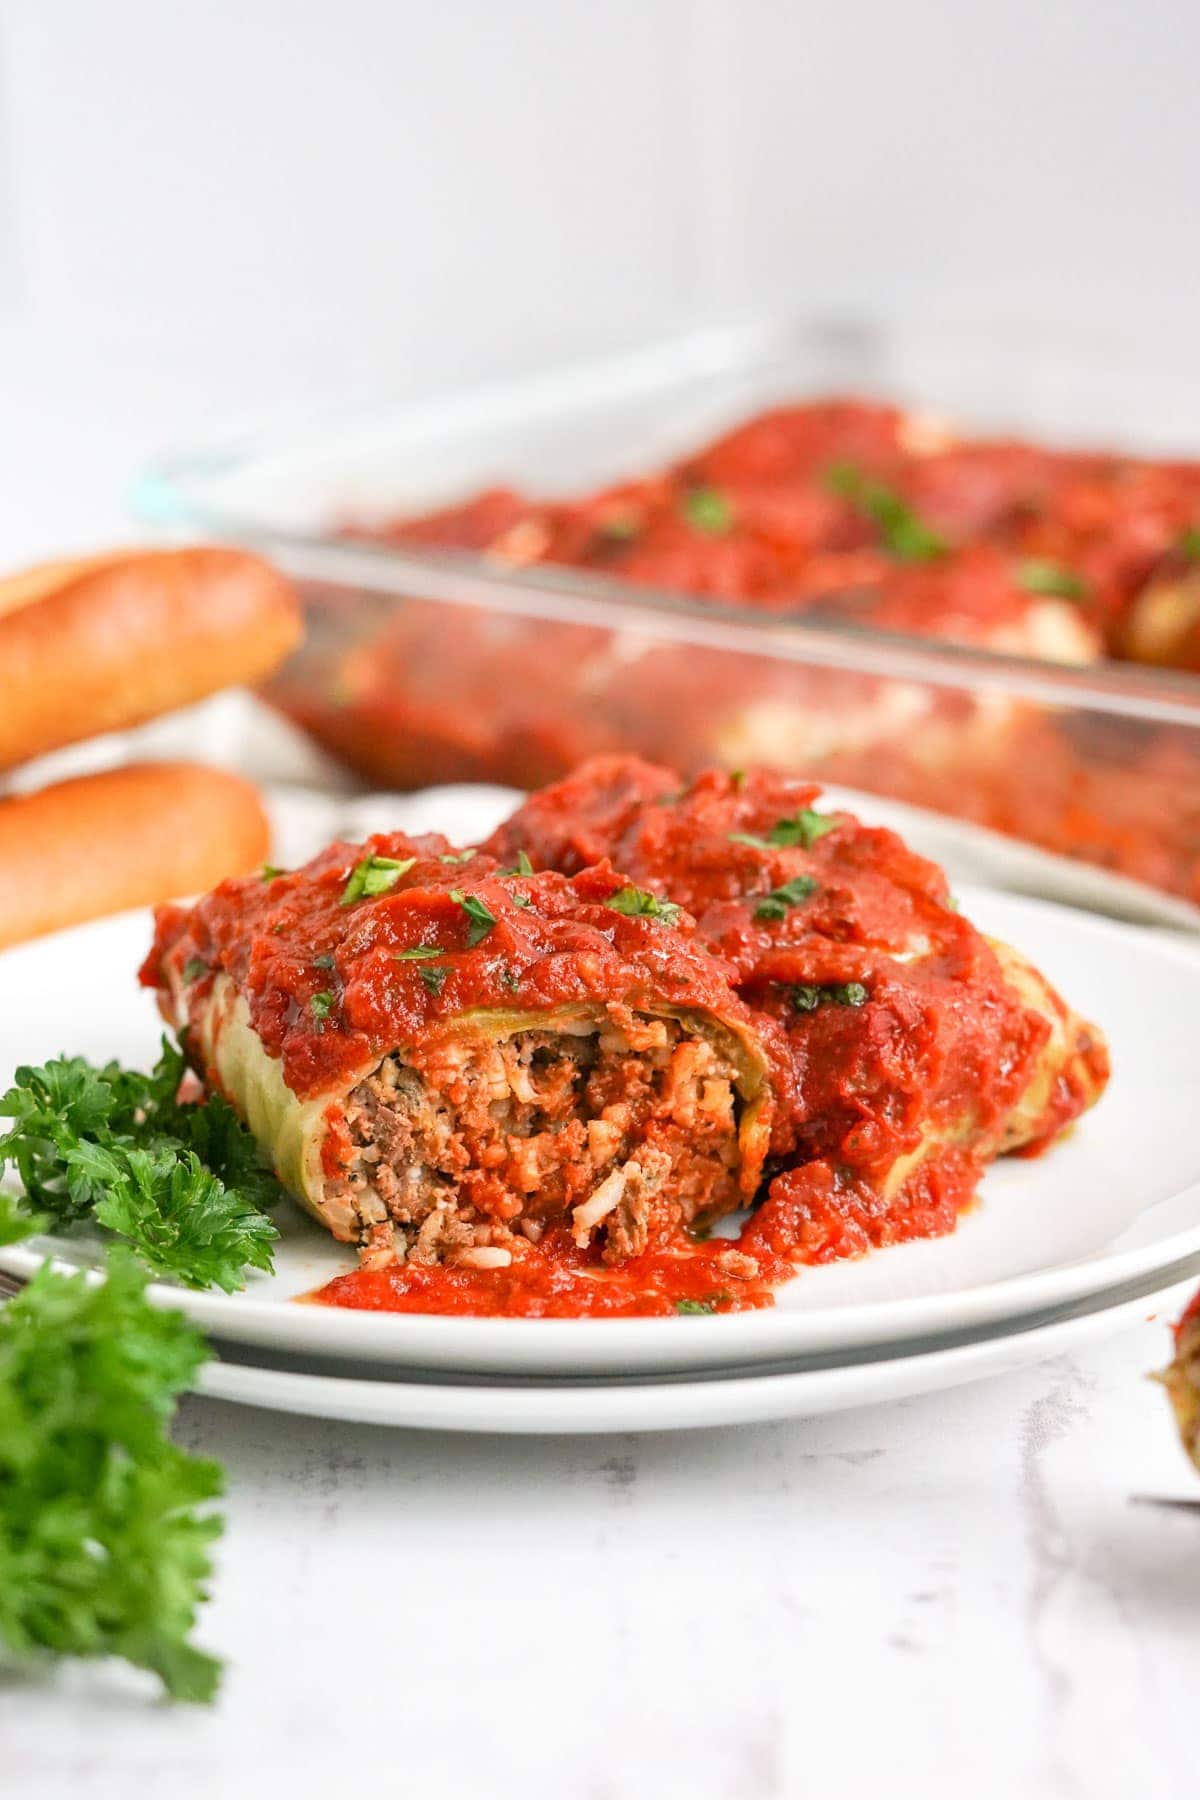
[0, 1250, 224, 1701]
[1017, 558, 1088, 599]
[503, 850, 534, 877]
[450, 891, 498, 946]
[825, 461, 946, 562]
[1179, 527, 1200, 561]
[512, 893, 532, 909]
[730, 808, 837, 852]
[418, 964, 448, 997]
[309, 991, 335, 1024]
[605, 885, 683, 927]
[681, 486, 734, 535]
[341, 854, 417, 906]
[311, 952, 336, 970]
[789, 981, 869, 1013]
[393, 945, 444, 960]
[260, 864, 286, 881]
[499, 967, 521, 993]
[754, 875, 819, 922]
[182, 957, 208, 984]
[598, 514, 640, 542]
[0, 1041, 280, 1293]
[729, 768, 746, 791]
[439, 850, 476, 866]
[675, 1298, 718, 1315]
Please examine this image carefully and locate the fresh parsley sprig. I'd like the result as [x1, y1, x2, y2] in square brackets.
[0, 1250, 223, 1702]
[0, 1040, 280, 1293]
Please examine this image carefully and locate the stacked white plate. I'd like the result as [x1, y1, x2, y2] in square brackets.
[2, 786, 1198, 1434]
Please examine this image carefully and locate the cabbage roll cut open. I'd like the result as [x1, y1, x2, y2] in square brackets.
[141, 838, 775, 1270]
[486, 755, 1110, 1264]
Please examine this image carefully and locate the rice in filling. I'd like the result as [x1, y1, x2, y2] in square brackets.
[324, 1009, 746, 1268]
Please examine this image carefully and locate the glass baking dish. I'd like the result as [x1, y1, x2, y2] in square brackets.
[134, 314, 1200, 911]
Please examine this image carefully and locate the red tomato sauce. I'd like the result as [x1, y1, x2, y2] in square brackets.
[348, 396, 1200, 657]
[143, 844, 765, 1105]
[290, 757, 1108, 1320]
[312, 1229, 785, 1317]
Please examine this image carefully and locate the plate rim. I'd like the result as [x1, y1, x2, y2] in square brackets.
[187, 1273, 1194, 1434]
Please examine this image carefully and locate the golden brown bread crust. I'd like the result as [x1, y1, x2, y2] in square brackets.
[0, 548, 302, 770]
[0, 762, 270, 949]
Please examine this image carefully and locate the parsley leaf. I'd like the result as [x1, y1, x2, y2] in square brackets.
[503, 850, 534, 877]
[260, 864, 286, 881]
[605, 885, 683, 927]
[340, 854, 417, 906]
[499, 967, 521, 993]
[0, 1042, 280, 1292]
[1017, 558, 1088, 599]
[826, 462, 946, 562]
[597, 514, 640, 543]
[754, 875, 819, 921]
[450, 891, 498, 947]
[310, 952, 336, 971]
[675, 1298, 717, 1315]
[393, 945, 444, 961]
[181, 957, 209, 984]
[418, 964, 448, 997]
[681, 486, 734, 534]
[0, 1190, 44, 1245]
[90, 1146, 278, 1294]
[0, 1250, 224, 1702]
[730, 808, 837, 852]
[1179, 527, 1200, 561]
[789, 981, 869, 1013]
[439, 850, 476, 866]
[309, 991, 335, 1025]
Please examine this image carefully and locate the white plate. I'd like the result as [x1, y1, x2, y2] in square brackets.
[2, 848, 1198, 1374]
[189, 1277, 1195, 1434]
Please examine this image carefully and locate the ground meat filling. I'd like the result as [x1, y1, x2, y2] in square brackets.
[324, 1011, 748, 1269]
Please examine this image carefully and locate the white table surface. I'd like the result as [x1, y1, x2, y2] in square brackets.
[4, 1310, 1196, 1800]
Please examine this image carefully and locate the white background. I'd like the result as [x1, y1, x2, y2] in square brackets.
[0, 0, 1197, 561]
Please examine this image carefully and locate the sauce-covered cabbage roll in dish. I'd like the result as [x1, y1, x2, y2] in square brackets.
[142, 841, 776, 1275]
[485, 757, 1110, 1265]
